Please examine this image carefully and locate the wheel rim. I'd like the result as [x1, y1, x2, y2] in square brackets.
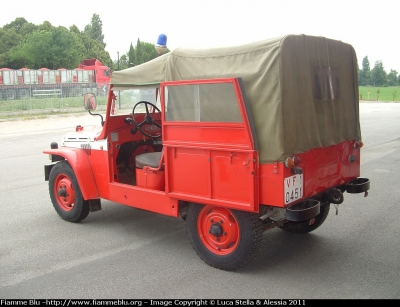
[54, 173, 76, 211]
[20, 90, 29, 99]
[7, 90, 15, 100]
[197, 206, 240, 255]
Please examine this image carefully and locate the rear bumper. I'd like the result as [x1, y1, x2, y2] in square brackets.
[345, 177, 370, 194]
[285, 177, 370, 221]
[286, 199, 320, 222]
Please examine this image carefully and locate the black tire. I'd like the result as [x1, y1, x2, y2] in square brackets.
[186, 203, 263, 271]
[48, 161, 89, 222]
[6, 89, 16, 100]
[281, 203, 330, 234]
[19, 89, 30, 99]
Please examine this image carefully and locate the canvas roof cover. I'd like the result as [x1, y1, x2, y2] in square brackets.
[111, 34, 360, 163]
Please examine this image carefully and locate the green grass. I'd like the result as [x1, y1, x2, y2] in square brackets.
[0, 96, 108, 111]
[359, 86, 400, 102]
[0, 96, 108, 119]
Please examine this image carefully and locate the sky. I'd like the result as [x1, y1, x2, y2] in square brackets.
[1, 0, 399, 72]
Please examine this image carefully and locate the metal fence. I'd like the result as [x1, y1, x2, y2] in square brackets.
[0, 83, 108, 114]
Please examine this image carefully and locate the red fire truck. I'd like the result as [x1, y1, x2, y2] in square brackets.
[0, 58, 111, 100]
[43, 34, 370, 270]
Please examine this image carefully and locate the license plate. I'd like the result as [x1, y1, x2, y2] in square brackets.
[284, 174, 303, 205]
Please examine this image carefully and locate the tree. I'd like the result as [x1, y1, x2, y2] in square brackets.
[84, 14, 106, 48]
[359, 56, 372, 86]
[8, 27, 82, 69]
[71, 30, 112, 69]
[19, 22, 38, 36]
[371, 61, 387, 86]
[50, 27, 83, 68]
[362, 56, 370, 71]
[38, 21, 53, 32]
[3, 17, 29, 34]
[128, 43, 135, 67]
[130, 39, 162, 67]
[69, 25, 81, 35]
[1, 16, 113, 69]
[6, 30, 52, 68]
[135, 38, 143, 65]
[0, 27, 22, 54]
[0, 27, 23, 67]
[140, 42, 159, 63]
[119, 54, 129, 69]
[387, 69, 398, 86]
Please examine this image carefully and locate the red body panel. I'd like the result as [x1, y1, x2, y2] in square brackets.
[259, 140, 361, 207]
[164, 147, 258, 211]
[161, 79, 258, 211]
[43, 148, 100, 199]
[108, 183, 179, 217]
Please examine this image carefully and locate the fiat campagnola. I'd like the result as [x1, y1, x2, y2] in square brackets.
[44, 34, 370, 270]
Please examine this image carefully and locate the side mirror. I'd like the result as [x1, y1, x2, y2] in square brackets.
[84, 93, 97, 110]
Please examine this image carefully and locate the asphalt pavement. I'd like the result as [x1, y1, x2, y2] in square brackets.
[0, 111, 101, 136]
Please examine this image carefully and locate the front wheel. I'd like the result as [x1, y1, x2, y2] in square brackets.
[280, 203, 330, 234]
[48, 161, 89, 222]
[186, 203, 263, 271]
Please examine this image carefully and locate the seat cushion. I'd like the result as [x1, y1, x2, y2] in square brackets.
[135, 152, 162, 169]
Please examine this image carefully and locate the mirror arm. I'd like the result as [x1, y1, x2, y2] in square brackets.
[89, 110, 104, 126]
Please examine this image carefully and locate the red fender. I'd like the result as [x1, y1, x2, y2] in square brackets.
[44, 148, 99, 200]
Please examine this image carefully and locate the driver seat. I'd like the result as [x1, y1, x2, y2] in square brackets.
[135, 151, 164, 170]
[135, 151, 165, 190]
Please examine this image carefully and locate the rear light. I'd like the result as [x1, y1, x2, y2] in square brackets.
[348, 155, 356, 163]
[353, 140, 364, 150]
[349, 140, 363, 163]
[284, 155, 300, 168]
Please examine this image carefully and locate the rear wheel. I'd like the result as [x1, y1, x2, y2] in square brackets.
[281, 203, 330, 234]
[19, 89, 30, 99]
[48, 161, 89, 222]
[6, 89, 16, 100]
[186, 203, 263, 271]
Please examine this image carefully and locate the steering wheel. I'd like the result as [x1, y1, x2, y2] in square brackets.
[132, 101, 162, 139]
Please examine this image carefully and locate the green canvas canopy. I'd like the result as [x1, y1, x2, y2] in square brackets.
[111, 34, 361, 163]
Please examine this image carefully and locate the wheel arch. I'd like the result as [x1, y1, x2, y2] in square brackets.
[44, 148, 100, 200]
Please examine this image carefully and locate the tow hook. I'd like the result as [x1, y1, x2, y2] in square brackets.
[329, 188, 344, 204]
[334, 204, 339, 215]
[328, 188, 343, 216]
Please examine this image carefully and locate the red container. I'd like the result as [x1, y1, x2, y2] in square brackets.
[136, 168, 165, 191]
